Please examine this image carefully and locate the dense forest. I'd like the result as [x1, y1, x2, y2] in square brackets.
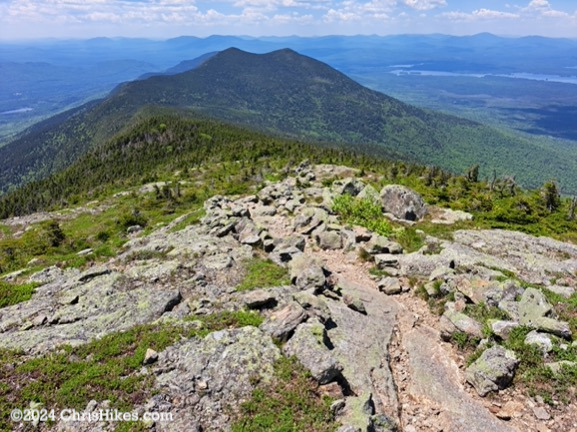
[2, 113, 577, 245]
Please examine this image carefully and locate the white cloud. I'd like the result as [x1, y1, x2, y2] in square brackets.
[0, 0, 576, 39]
[525, 0, 551, 11]
[473, 8, 518, 19]
[441, 8, 519, 22]
[520, 0, 570, 17]
[542, 9, 569, 18]
[324, 8, 362, 22]
[403, 0, 446, 11]
[322, 0, 398, 23]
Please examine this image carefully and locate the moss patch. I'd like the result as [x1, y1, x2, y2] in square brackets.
[236, 258, 290, 292]
[231, 356, 337, 432]
[0, 281, 40, 308]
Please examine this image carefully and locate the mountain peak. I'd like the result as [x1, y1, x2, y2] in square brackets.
[213, 47, 300, 60]
[2, 47, 576, 197]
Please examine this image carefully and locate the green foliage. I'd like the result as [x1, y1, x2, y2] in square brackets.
[237, 258, 290, 292]
[0, 281, 39, 308]
[6, 49, 577, 203]
[0, 310, 263, 431]
[118, 209, 148, 229]
[231, 356, 337, 432]
[186, 310, 265, 330]
[450, 332, 480, 350]
[464, 303, 511, 323]
[501, 325, 577, 404]
[502, 326, 544, 375]
[541, 180, 561, 212]
[0, 114, 387, 219]
[368, 267, 392, 278]
[393, 227, 424, 253]
[332, 194, 392, 237]
[466, 164, 480, 183]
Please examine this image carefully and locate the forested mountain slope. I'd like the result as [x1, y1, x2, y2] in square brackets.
[2, 48, 576, 194]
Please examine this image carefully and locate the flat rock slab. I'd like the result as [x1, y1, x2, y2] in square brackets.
[326, 277, 400, 429]
[397, 228, 577, 289]
[0, 272, 182, 354]
[403, 326, 516, 432]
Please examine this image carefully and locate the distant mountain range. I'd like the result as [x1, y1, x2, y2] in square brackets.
[3, 34, 577, 76]
[2, 47, 577, 196]
[137, 52, 217, 80]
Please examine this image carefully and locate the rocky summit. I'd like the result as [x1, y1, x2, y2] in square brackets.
[1, 161, 577, 432]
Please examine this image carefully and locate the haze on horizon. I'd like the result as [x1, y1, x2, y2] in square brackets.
[1, 0, 576, 41]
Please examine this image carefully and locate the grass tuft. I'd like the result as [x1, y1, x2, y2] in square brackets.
[0, 281, 40, 308]
[231, 356, 337, 432]
[236, 258, 290, 292]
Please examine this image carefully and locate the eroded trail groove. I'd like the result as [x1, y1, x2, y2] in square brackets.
[314, 248, 517, 432]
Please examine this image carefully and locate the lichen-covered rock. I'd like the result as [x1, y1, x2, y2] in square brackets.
[357, 184, 380, 202]
[430, 207, 473, 225]
[343, 293, 367, 315]
[439, 308, 483, 341]
[0, 272, 182, 354]
[241, 289, 278, 309]
[532, 316, 572, 339]
[153, 326, 280, 431]
[369, 414, 397, 432]
[380, 185, 427, 221]
[454, 276, 497, 305]
[332, 177, 365, 196]
[235, 217, 262, 246]
[337, 426, 361, 432]
[518, 288, 571, 338]
[289, 254, 327, 290]
[28, 265, 67, 285]
[293, 290, 331, 322]
[465, 346, 519, 396]
[484, 280, 524, 308]
[524, 330, 553, 353]
[378, 277, 402, 295]
[518, 288, 553, 324]
[340, 228, 358, 252]
[283, 321, 342, 384]
[546, 285, 576, 298]
[490, 320, 520, 339]
[294, 206, 328, 235]
[374, 254, 399, 269]
[260, 301, 307, 341]
[317, 230, 343, 250]
[362, 235, 403, 255]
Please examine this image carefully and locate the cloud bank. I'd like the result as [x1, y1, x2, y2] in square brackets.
[1, 0, 576, 39]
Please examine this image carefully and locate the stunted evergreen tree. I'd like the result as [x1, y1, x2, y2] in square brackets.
[466, 164, 480, 183]
[542, 180, 561, 212]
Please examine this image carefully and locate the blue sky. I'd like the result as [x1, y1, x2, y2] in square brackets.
[1, 0, 576, 40]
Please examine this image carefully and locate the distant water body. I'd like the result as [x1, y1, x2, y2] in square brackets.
[389, 69, 577, 85]
[0, 108, 33, 115]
